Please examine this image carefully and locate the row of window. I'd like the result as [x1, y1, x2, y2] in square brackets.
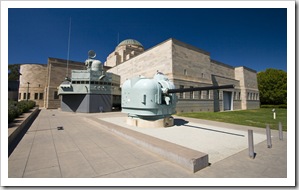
[179, 85, 214, 100]
[72, 81, 118, 86]
[178, 86, 259, 101]
[247, 92, 259, 100]
[19, 91, 60, 100]
[19, 92, 44, 100]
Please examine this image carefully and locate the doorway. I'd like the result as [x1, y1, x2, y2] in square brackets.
[223, 91, 233, 111]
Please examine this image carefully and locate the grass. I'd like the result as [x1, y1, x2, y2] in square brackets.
[176, 108, 287, 131]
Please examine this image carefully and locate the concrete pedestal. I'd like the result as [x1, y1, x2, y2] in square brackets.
[126, 116, 174, 128]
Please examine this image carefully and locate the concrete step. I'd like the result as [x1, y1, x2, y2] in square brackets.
[85, 117, 209, 173]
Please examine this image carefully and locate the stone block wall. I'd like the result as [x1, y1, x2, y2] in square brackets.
[172, 39, 212, 84]
[108, 40, 173, 85]
[210, 60, 235, 79]
[19, 64, 47, 107]
[235, 66, 259, 110]
[176, 100, 214, 113]
[45, 58, 86, 109]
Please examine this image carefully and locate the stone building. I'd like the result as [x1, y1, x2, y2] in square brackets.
[107, 38, 260, 113]
[18, 58, 86, 108]
[18, 38, 259, 112]
[105, 39, 145, 67]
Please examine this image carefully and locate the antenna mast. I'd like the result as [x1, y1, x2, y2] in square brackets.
[66, 17, 72, 79]
[117, 32, 119, 45]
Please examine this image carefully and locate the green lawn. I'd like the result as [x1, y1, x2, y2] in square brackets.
[176, 108, 287, 131]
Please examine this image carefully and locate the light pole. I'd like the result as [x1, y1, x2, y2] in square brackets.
[27, 82, 30, 101]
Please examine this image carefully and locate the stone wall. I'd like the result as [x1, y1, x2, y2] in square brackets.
[45, 58, 85, 109]
[172, 39, 212, 84]
[108, 40, 173, 85]
[235, 66, 259, 109]
[19, 59, 86, 108]
[19, 64, 47, 107]
[210, 60, 235, 79]
[176, 100, 214, 113]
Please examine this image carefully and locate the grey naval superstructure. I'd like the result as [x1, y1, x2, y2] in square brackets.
[58, 50, 121, 113]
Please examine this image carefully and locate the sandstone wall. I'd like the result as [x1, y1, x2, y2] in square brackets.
[19, 64, 47, 107]
[45, 58, 85, 109]
[108, 40, 173, 85]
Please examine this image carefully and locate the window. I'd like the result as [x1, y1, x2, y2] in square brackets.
[179, 85, 184, 99]
[27, 93, 30, 100]
[34, 93, 38, 100]
[39, 93, 44, 100]
[206, 90, 210, 99]
[239, 92, 241, 100]
[23, 93, 26, 100]
[19, 93, 21, 99]
[184, 69, 187, 75]
[190, 86, 194, 99]
[54, 91, 59, 99]
[198, 90, 202, 99]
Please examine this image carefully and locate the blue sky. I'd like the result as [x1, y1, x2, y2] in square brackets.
[8, 8, 287, 72]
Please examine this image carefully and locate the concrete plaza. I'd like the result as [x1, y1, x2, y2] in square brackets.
[8, 109, 287, 181]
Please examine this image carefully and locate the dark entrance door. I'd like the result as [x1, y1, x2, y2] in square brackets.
[223, 91, 232, 111]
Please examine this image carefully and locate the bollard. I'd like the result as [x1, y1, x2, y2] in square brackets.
[272, 109, 276, 119]
[248, 130, 254, 158]
[266, 124, 272, 148]
[278, 122, 283, 140]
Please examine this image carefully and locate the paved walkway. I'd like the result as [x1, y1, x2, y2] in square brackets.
[8, 109, 288, 181]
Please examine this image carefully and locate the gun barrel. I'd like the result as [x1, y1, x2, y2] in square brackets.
[167, 84, 235, 94]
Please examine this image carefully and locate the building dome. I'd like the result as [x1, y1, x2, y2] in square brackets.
[117, 39, 143, 48]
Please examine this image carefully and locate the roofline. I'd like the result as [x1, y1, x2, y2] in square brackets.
[235, 66, 257, 73]
[210, 59, 235, 69]
[48, 57, 84, 65]
[14, 63, 46, 66]
[170, 38, 210, 56]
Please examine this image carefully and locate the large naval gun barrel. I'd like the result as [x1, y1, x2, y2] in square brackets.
[166, 84, 235, 94]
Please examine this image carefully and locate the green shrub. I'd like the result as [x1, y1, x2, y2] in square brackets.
[8, 100, 36, 123]
[8, 104, 19, 123]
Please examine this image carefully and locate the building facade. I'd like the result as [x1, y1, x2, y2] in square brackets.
[107, 38, 260, 113]
[18, 58, 86, 108]
[18, 38, 259, 112]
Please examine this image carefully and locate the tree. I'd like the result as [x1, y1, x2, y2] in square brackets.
[8, 64, 21, 81]
[257, 68, 287, 105]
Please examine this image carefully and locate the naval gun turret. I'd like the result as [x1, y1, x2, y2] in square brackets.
[122, 72, 234, 127]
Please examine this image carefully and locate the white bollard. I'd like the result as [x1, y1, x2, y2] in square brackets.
[272, 109, 276, 119]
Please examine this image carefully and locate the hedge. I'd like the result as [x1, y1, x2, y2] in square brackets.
[8, 100, 36, 123]
[260, 104, 287, 109]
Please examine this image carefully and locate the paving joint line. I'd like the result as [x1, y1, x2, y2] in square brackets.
[49, 112, 63, 178]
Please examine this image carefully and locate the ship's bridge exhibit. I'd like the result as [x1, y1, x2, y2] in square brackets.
[58, 50, 121, 113]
